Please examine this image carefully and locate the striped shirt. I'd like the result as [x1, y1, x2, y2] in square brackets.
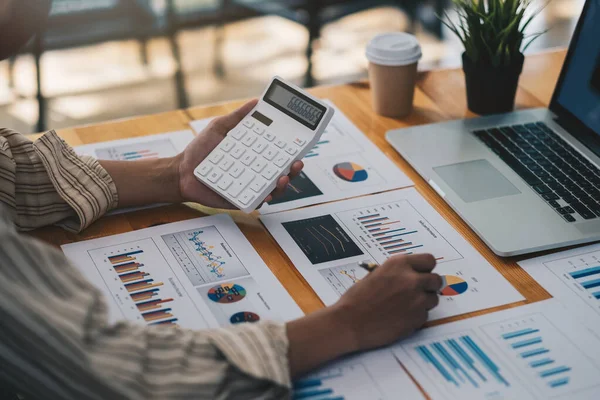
[0, 129, 291, 399]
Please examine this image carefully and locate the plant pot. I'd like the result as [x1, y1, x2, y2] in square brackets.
[462, 52, 525, 115]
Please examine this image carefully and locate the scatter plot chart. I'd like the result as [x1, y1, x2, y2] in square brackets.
[162, 226, 249, 286]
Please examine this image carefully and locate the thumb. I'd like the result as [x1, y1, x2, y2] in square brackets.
[210, 99, 258, 136]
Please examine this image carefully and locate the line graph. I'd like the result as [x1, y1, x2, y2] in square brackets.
[319, 262, 371, 296]
[162, 226, 249, 286]
[282, 214, 364, 264]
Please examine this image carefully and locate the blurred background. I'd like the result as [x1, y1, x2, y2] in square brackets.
[0, 0, 585, 134]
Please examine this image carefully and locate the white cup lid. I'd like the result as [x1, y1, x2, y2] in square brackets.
[366, 32, 422, 66]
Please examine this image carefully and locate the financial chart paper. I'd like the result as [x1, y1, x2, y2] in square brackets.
[189, 101, 413, 214]
[261, 188, 524, 321]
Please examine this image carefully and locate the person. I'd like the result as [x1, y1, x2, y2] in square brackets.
[0, 1, 443, 399]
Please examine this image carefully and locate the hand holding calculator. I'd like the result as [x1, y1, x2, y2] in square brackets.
[194, 77, 335, 213]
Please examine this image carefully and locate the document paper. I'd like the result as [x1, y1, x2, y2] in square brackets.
[261, 188, 524, 321]
[519, 243, 600, 336]
[393, 299, 600, 400]
[62, 214, 302, 329]
[190, 102, 413, 214]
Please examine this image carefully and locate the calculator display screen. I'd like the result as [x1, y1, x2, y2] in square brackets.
[264, 80, 326, 130]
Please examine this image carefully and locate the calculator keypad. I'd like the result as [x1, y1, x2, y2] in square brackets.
[196, 117, 307, 210]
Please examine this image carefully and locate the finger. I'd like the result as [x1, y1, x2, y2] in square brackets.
[419, 273, 444, 293]
[289, 161, 304, 178]
[407, 254, 437, 273]
[275, 175, 290, 192]
[423, 292, 439, 311]
[264, 195, 273, 203]
[209, 99, 259, 136]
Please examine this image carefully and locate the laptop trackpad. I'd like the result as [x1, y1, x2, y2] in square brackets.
[434, 159, 521, 203]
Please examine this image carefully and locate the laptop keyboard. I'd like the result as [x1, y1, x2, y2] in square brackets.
[473, 122, 600, 222]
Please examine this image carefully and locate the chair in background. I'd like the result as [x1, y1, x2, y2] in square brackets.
[8, 0, 163, 132]
[224, 0, 447, 87]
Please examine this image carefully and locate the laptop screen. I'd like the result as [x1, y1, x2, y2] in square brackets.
[554, 0, 600, 140]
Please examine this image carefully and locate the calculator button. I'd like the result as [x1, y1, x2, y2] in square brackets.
[250, 178, 267, 193]
[217, 175, 234, 190]
[220, 138, 236, 152]
[293, 138, 306, 147]
[263, 147, 278, 161]
[242, 134, 257, 147]
[275, 139, 286, 148]
[208, 151, 225, 164]
[251, 158, 267, 173]
[242, 119, 255, 129]
[218, 158, 234, 172]
[230, 146, 246, 159]
[252, 141, 268, 154]
[264, 132, 276, 142]
[274, 154, 290, 168]
[230, 127, 247, 140]
[197, 163, 212, 176]
[229, 163, 244, 178]
[253, 126, 265, 135]
[285, 146, 298, 156]
[227, 170, 255, 197]
[262, 165, 279, 180]
[241, 153, 257, 166]
[239, 190, 256, 206]
[207, 170, 223, 183]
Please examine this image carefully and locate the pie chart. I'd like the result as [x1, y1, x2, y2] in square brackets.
[439, 275, 468, 296]
[207, 283, 247, 304]
[230, 311, 261, 324]
[333, 162, 368, 182]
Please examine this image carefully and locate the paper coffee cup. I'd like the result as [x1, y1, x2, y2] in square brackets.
[366, 33, 422, 118]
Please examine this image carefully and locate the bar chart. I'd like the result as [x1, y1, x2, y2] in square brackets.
[543, 249, 600, 316]
[293, 362, 384, 400]
[85, 239, 210, 329]
[482, 312, 599, 397]
[336, 200, 463, 264]
[95, 138, 177, 161]
[162, 226, 249, 286]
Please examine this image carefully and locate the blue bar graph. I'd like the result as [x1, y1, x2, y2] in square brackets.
[549, 377, 570, 388]
[501, 328, 540, 339]
[511, 337, 542, 349]
[581, 278, 600, 289]
[501, 324, 572, 390]
[569, 266, 600, 279]
[593, 291, 600, 299]
[415, 335, 510, 389]
[520, 348, 550, 358]
[530, 358, 554, 368]
[293, 388, 334, 399]
[293, 363, 379, 400]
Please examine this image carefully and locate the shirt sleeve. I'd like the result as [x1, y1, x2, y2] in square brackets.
[0, 206, 291, 400]
[0, 128, 118, 232]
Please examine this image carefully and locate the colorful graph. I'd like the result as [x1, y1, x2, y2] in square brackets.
[207, 283, 247, 304]
[333, 162, 368, 182]
[335, 201, 463, 264]
[440, 275, 469, 296]
[305, 138, 331, 158]
[230, 311, 260, 324]
[95, 138, 177, 161]
[162, 226, 249, 286]
[108, 248, 177, 325]
[282, 215, 364, 264]
[319, 262, 370, 297]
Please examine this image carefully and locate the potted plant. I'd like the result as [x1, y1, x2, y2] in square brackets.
[440, 0, 546, 115]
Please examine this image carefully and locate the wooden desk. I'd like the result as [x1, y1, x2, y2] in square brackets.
[30, 48, 571, 373]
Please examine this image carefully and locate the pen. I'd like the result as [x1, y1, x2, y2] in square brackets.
[358, 262, 379, 273]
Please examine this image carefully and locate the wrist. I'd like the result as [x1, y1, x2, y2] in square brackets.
[328, 302, 361, 354]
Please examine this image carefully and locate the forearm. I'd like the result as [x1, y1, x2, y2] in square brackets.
[287, 303, 359, 378]
[99, 154, 184, 208]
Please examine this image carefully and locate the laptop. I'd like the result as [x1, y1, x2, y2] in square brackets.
[385, 0, 600, 257]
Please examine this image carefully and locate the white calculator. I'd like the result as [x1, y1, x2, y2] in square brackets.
[194, 77, 335, 213]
